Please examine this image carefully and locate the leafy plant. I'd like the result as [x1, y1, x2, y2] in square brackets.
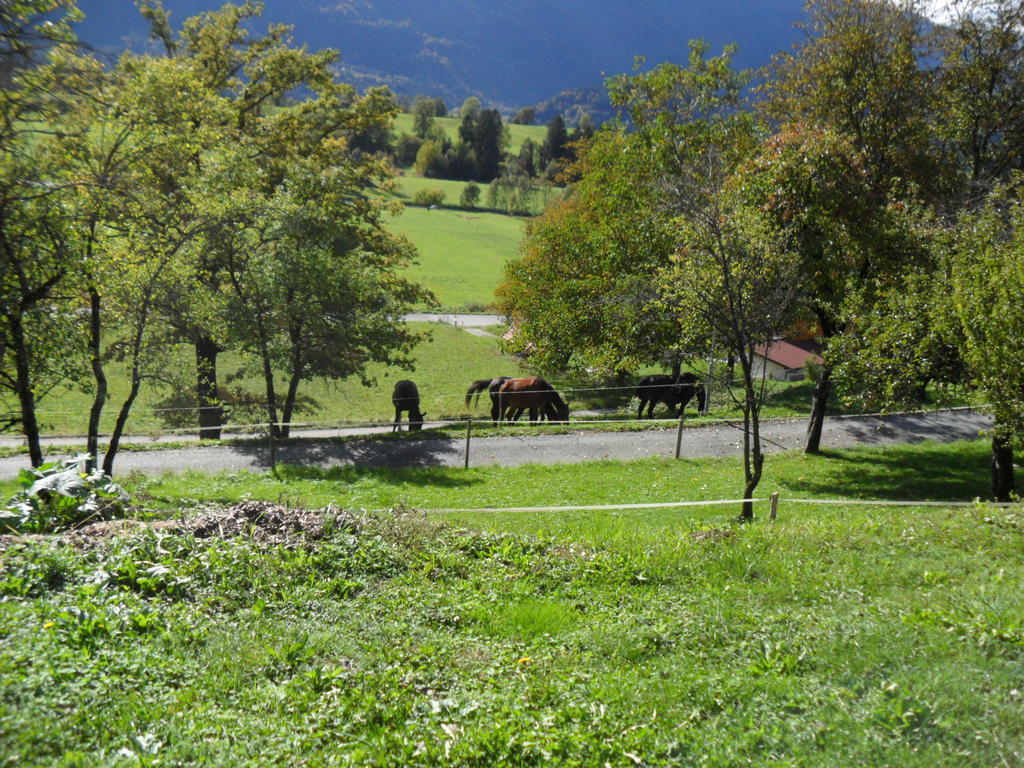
[1, 454, 129, 533]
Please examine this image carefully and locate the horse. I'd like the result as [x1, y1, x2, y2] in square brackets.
[465, 376, 512, 425]
[392, 380, 426, 431]
[635, 372, 706, 419]
[496, 377, 569, 424]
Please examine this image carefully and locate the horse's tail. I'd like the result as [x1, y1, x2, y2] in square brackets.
[466, 379, 492, 407]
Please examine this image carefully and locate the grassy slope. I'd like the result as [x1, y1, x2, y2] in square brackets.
[24, 323, 528, 437]
[392, 113, 549, 156]
[2, 441, 1022, 766]
[120, 439, 995, 516]
[387, 205, 525, 310]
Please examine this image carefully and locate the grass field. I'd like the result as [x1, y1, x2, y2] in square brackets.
[392, 113, 549, 157]
[22, 323, 529, 439]
[390, 173, 562, 217]
[107, 439, 996, 516]
[3, 440, 1022, 765]
[387, 205, 525, 310]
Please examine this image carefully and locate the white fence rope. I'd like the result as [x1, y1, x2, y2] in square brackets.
[422, 496, 1021, 515]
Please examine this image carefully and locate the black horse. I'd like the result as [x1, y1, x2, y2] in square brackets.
[465, 376, 512, 425]
[636, 372, 706, 418]
[392, 380, 425, 431]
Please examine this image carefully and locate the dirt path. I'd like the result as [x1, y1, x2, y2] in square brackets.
[0, 409, 991, 478]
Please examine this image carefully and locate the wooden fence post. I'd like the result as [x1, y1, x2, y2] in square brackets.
[770, 492, 779, 521]
[674, 412, 685, 460]
[464, 419, 473, 469]
[268, 421, 277, 476]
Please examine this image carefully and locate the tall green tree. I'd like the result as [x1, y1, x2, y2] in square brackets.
[0, 0, 84, 466]
[610, 42, 798, 519]
[497, 129, 680, 373]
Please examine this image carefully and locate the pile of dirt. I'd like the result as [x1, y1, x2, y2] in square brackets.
[183, 500, 355, 544]
[57, 501, 357, 548]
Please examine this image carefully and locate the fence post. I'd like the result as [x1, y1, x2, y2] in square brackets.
[268, 421, 277, 476]
[674, 412, 685, 460]
[770, 492, 779, 521]
[464, 419, 473, 469]
[704, 356, 714, 416]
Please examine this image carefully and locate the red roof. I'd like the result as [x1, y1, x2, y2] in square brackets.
[753, 339, 824, 370]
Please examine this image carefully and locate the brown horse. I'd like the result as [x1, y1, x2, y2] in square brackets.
[496, 377, 569, 424]
[465, 376, 512, 425]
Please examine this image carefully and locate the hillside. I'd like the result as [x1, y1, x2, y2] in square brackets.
[74, 0, 805, 110]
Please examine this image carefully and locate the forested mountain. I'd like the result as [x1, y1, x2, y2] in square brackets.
[75, 0, 804, 111]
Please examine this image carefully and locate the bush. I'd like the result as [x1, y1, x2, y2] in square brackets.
[411, 187, 446, 207]
[1, 455, 129, 533]
[460, 181, 481, 208]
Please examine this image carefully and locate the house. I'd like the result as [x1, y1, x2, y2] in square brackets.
[752, 339, 824, 382]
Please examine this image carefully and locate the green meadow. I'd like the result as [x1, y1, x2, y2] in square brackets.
[3, 440, 1022, 766]
[387, 205, 525, 310]
[25, 323, 528, 438]
[392, 113, 549, 157]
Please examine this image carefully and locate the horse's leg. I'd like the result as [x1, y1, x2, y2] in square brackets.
[393, 407, 401, 432]
[490, 396, 499, 426]
[637, 397, 646, 419]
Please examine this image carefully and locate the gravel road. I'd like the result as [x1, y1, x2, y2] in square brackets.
[0, 409, 992, 478]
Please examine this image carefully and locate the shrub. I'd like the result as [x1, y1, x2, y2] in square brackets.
[460, 181, 481, 208]
[1, 455, 129, 533]
[411, 187, 446, 207]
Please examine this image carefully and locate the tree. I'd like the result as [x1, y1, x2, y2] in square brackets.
[497, 128, 681, 374]
[138, 0, 403, 440]
[460, 181, 480, 208]
[0, 0, 84, 466]
[219, 143, 431, 437]
[945, 186, 1024, 499]
[510, 106, 535, 124]
[609, 42, 797, 520]
[51, 49, 228, 472]
[458, 96, 481, 120]
[761, 0, 943, 452]
[411, 96, 436, 138]
[540, 114, 568, 170]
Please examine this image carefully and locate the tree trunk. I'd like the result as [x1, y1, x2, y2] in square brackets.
[805, 364, 831, 454]
[671, 356, 682, 378]
[260, 346, 280, 439]
[195, 334, 222, 440]
[281, 371, 302, 439]
[9, 314, 43, 467]
[102, 375, 141, 476]
[86, 287, 107, 471]
[991, 431, 1015, 502]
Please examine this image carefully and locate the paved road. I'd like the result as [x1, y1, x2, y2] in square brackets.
[0, 409, 991, 478]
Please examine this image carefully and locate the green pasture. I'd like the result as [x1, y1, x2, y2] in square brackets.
[21, 323, 528, 439]
[387, 205, 525, 309]
[390, 173, 562, 217]
[393, 113, 549, 157]
[3, 439, 1023, 765]
[107, 439, 995, 521]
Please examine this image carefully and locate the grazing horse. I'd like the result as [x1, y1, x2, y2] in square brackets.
[636, 372, 706, 419]
[465, 376, 512, 425]
[496, 377, 570, 424]
[392, 380, 426, 431]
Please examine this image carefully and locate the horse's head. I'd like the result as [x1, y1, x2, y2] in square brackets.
[409, 410, 426, 431]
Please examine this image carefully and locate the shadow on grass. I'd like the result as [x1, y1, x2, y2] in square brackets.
[274, 463, 481, 489]
[787, 442, 992, 502]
